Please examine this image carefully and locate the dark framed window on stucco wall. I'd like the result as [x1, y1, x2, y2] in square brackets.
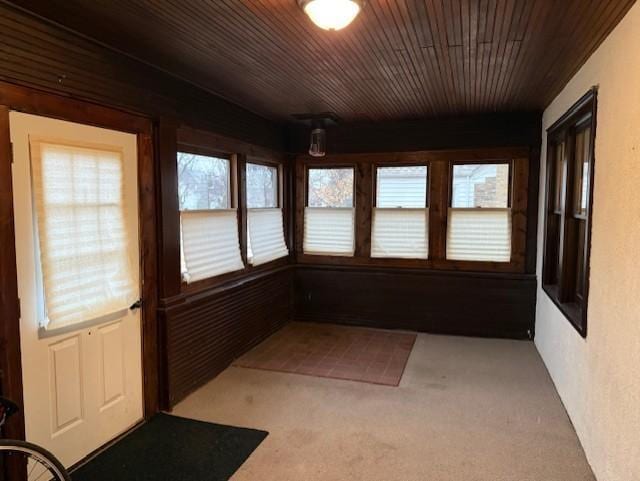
[542, 87, 598, 337]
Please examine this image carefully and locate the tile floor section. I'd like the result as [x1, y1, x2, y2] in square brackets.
[233, 322, 416, 386]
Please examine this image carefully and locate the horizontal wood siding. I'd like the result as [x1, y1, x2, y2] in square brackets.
[164, 268, 294, 406]
[0, 3, 284, 150]
[295, 266, 536, 339]
[288, 113, 542, 154]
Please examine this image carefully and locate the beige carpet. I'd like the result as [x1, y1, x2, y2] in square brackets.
[173, 324, 595, 481]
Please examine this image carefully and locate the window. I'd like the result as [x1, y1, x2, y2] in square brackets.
[543, 89, 597, 336]
[371, 166, 428, 259]
[246, 162, 288, 265]
[178, 152, 243, 282]
[446, 163, 512, 262]
[30, 141, 136, 330]
[304, 167, 355, 256]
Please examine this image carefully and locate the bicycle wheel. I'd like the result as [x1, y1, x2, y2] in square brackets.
[0, 439, 70, 481]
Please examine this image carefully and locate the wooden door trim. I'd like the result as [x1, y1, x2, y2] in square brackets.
[0, 83, 161, 444]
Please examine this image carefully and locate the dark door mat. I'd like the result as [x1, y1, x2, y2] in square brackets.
[72, 413, 268, 481]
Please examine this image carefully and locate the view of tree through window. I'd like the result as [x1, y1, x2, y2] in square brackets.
[307, 168, 354, 207]
[246, 162, 278, 208]
[452, 164, 510, 208]
[178, 152, 230, 210]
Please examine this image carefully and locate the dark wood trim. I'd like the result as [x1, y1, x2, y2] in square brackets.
[511, 158, 530, 271]
[429, 161, 448, 262]
[180, 257, 291, 296]
[547, 88, 599, 134]
[296, 147, 530, 165]
[0, 105, 25, 441]
[296, 254, 525, 273]
[542, 87, 598, 337]
[0, 80, 151, 135]
[137, 132, 161, 417]
[294, 161, 306, 256]
[354, 163, 372, 257]
[525, 146, 541, 275]
[178, 125, 285, 162]
[156, 118, 182, 299]
[237, 154, 249, 265]
[0, 84, 162, 437]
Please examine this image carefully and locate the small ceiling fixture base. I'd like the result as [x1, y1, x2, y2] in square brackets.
[292, 113, 340, 158]
[298, 0, 364, 31]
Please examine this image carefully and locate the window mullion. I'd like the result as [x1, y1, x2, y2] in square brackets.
[429, 161, 448, 261]
[236, 153, 248, 266]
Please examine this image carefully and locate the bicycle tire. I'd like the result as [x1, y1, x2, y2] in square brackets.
[0, 439, 71, 481]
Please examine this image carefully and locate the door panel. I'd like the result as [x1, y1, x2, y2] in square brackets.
[49, 335, 84, 434]
[10, 111, 143, 468]
[99, 322, 126, 409]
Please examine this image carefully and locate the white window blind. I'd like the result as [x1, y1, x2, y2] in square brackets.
[247, 208, 288, 265]
[180, 210, 244, 282]
[30, 141, 136, 330]
[371, 208, 429, 259]
[446, 209, 512, 262]
[303, 207, 355, 256]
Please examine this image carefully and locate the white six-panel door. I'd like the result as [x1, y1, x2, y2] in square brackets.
[10, 112, 143, 468]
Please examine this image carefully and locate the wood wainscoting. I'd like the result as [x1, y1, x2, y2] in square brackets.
[295, 265, 536, 340]
[161, 266, 294, 406]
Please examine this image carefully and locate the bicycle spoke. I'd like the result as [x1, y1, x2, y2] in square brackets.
[28, 460, 37, 478]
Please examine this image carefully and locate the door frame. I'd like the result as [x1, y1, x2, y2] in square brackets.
[0, 81, 161, 441]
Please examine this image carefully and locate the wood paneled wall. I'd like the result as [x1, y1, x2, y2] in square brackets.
[287, 113, 542, 154]
[0, 3, 284, 150]
[295, 266, 536, 339]
[162, 267, 294, 406]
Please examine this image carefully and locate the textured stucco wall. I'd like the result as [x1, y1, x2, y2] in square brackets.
[535, 3, 640, 481]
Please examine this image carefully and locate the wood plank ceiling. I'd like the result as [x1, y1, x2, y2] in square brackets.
[10, 0, 636, 122]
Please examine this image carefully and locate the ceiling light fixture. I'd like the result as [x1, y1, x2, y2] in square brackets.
[292, 112, 340, 158]
[298, 0, 364, 31]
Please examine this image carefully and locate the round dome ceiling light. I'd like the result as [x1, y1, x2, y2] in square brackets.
[298, 0, 364, 31]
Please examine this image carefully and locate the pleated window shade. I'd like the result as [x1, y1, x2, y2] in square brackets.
[247, 208, 288, 265]
[30, 141, 136, 330]
[180, 210, 244, 282]
[304, 207, 355, 256]
[446, 208, 512, 262]
[371, 208, 429, 259]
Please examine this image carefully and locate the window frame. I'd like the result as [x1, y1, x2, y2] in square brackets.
[302, 164, 357, 257]
[177, 147, 243, 286]
[449, 160, 513, 209]
[542, 88, 597, 337]
[372, 163, 430, 208]
[245, 156, 290, 266]
[177, 149, 236, 212]
[371, 163, 430, 259]
[446, 159, 514, 263]
[245, 157, 283, 210]
[305, 164, 356, 209]
[295, 149, 530, 273]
